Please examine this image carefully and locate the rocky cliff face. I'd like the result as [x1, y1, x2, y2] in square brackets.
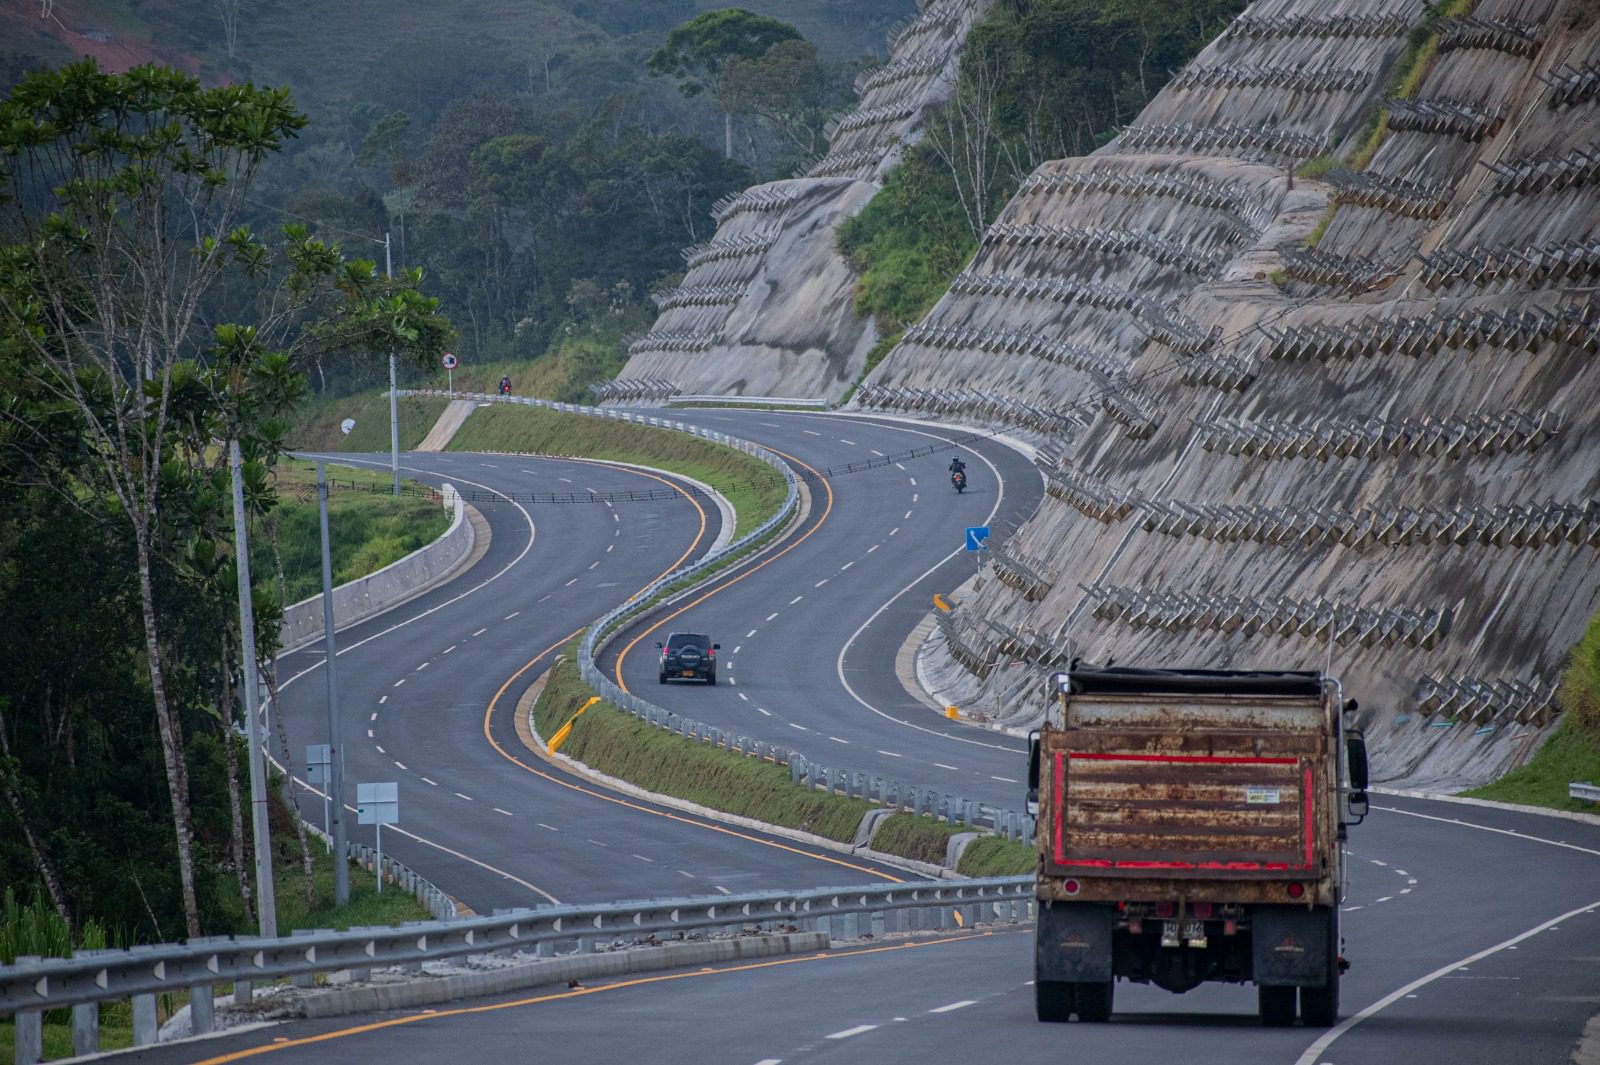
[602, 0, 992, 405]
[856, 0, 1600, 788]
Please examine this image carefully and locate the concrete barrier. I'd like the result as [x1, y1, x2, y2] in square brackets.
[278, 485, 472, 654]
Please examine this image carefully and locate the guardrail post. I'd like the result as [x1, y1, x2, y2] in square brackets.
[191, 982, 215, 1035]
[72, 1001, 99, 1055]
[291, 929, 319, 988]
[132, 993, 158, 1046]
[842, 912, 860, 940]
[235, 978, 253, 1006]
[14, 1002, 42, 1065]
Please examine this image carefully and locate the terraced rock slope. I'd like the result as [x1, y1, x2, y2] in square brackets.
[603, 0, 992, 405]
[857, 0, 1600, 788]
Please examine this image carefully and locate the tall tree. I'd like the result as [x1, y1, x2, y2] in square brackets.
[647, 8, 803, 159]
[0, 61, 453, 936]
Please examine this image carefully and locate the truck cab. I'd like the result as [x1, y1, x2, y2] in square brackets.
[1028, 666, 1368, 1026]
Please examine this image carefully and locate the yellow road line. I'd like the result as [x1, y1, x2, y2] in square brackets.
[189, 931, 1004, 1063]
[479, 457, 900, 884]
[613, 445, 834, 695]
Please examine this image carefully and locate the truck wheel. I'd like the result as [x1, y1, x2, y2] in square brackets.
[1035, 980, 1075, 1023]
[1259, 985, 1296, 1027]
[1073, 980, 1114, 1022]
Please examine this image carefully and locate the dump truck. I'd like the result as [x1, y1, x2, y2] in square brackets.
[1027, 666, 1369, 1027]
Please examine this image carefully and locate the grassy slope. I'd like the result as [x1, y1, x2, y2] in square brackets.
[288, 391, 449, 454]
[535, 654, 1033, 874]
[446, 404, 787, 538]
[1464, 609, 1600, 811]
[267, 459, 449, 604]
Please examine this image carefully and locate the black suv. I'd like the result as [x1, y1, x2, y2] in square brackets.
[657, 632, 719, 685]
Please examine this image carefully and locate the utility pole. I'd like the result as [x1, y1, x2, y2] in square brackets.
[230, 440, 278, 936]
[386, 231, 400, 497]
[316, 459, 350, 905]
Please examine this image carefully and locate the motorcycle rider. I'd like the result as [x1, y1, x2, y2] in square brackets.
[498, 375, 512, 396]
[948, 454, 967, 478]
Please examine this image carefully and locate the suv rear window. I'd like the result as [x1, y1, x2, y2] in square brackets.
[667, 633, 708, 650]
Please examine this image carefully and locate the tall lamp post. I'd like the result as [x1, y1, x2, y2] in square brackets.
[385, 231, 400, 497]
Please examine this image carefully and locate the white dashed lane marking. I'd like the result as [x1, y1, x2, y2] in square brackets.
[455, 792, 473, 801]
[766, 612, 779, 621]
[565, 578, 578, 587]
[421, 777, 437, 786]
[472, 628, 487, 637]
[930, 1001, 975, 1014]
[904, 510, 912, 520]
[746, 629, 758, 638]
[375, 745, 385, 754]
[370, 712, 378, 721]
[841, 561, 855, 571]
[789, 596, 803, 605]
[829, 736, 850, 744]
[503, 612, 519, 621]
[392, 679, 405, 688]
[878, 750, 903, 758]
[827, 1025, 877, 1040]
[538, 823, 559, 831]
[935, 763, 958, 771]
[815, 579, 828, 587]
[839, 439, 856, 446]
[757, 708, 772, 716]
[394, 761, 407, 770]
[378, 696, 387, 705]
[789, 723, 809, 731]
[443, 645, 457, 654]
[494, 808, 513, 817]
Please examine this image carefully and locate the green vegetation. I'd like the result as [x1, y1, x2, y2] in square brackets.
[870, 814, 965, 865]
[534, 654, 1025, 869]
[445, 404, 787, 538]
[265, 461, 450, 605]
[0, 831, 426, 1064]
[838, 0, 1245, 339]
[536, 654, 871, 841]
[1462, 717, 1600, 811]
[290, 391, 449, 453]
[955, 835, 1036, 877]
[1466, 609, 1600, 810]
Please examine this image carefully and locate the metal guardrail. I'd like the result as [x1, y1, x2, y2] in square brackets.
[1571, 781, 1600, 803]
[3, 878, 1033, 1054]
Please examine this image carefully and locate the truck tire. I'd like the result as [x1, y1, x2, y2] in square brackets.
[1073, 980, 1114, 1022]
[1035, 980, 1075, 1023]
[1259, 985, 1296, 1027]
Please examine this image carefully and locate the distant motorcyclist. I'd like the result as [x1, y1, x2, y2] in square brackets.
[498, 375, 512, 396]
[949, 454, 968, 493]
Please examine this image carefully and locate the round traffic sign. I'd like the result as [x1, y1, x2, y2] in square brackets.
[441, 352, 458, 369]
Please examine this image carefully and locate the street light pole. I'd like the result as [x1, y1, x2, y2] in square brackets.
[316, 459, 350, 905]
[386, 231, 400, 497]
[230, 439, 277, 936]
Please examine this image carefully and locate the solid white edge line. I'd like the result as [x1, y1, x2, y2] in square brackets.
[1293, 896, 1600, 1065]
[1377, 805, 1600, 859]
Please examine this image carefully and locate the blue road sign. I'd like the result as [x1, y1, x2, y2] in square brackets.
[965, 526, 990, 552]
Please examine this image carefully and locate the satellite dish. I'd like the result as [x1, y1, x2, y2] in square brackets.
[340, 418, 356, 435]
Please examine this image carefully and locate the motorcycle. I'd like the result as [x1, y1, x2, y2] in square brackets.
[498, 377, 512, 396]
[951, 469, 967, 494]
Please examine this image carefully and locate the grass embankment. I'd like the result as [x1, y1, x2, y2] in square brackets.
[266, 459, 450, 604]
[0, 821, 426, 1064]
[1464, 611, 1600, 811]
[446, 404, 788, 539]
[289, 390, 449, 454]
[535, 654, 1036, 876]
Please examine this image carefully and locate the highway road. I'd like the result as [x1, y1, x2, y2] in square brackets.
[114, 408, 1600, 1064]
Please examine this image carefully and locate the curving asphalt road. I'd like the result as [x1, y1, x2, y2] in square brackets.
[115, 409, 1600, 1064]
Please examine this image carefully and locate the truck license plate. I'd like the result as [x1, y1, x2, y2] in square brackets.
[682, 670, 696, 677]
[1163, 920, 1206, 944]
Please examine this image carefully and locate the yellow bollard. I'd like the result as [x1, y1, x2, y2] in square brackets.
[933, 594, 952, 612]
[946, 706, 960, 719]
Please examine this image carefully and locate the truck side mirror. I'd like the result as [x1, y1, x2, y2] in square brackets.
[1345, 731, 1369, 824]
[1346, 733, 1369, 791]
[1026, 731, 1041, 815]
[712, 643, 721, 650]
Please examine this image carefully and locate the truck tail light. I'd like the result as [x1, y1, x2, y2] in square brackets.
[1192, 902, 1213, 918]
[1155, 902, 1175, 918]
[1063, 879, 1080, 895]
[1286, 882, 1305, 899]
